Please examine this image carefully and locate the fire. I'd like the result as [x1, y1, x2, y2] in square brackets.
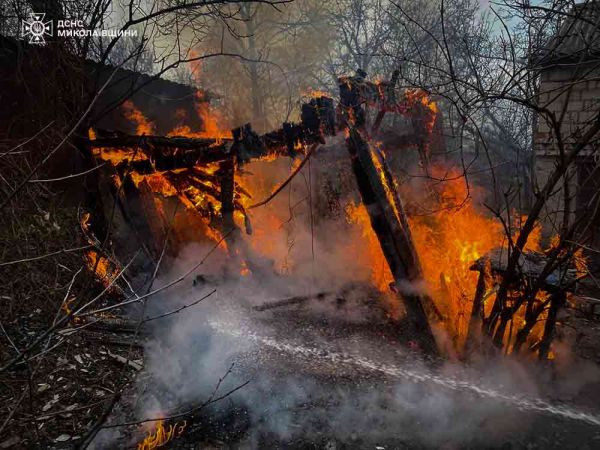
[196, 102, 232, 140]
[235, 160, 289, 271]
[547, 234, 588, 277]
[184, 53, 232, 140]
[402, 89, 438, 115]
[84, 249, 117, 288]
[303, 88, 330, 98]
[369, 145, 404, 226]
[401, 89, 438, 133]
[61, 297, 82, 325]
[240, 259, 250, 276]
[166, 124, 201, 138]
[407, 167, 504, 345]
[79, 211, 120, 288]
[137, 420, 186, 450]
[343, 159, 538, 348]
[122, 100, 155, 135]
[345, 201, 394, 292]
[94, 78, 570, 355]
[101, 99, 234, 249]
[166, 92, 232, 141]
[89, 127, 149, 167]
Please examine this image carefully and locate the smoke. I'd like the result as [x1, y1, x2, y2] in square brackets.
[103, 253, 600, 448]
[94, 153, 600, 448]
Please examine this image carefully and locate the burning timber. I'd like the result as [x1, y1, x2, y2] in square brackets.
[345, 126, 439, 353]
[84, 70, 445, 354]
[87, 95, 335, 170]
[466, 249, 583, 356]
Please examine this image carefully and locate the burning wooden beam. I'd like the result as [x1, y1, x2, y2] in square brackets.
[86, 96, 337, 168]
[345, 126, 439, 354]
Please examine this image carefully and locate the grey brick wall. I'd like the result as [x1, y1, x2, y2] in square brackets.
[534, 62, 600, 235]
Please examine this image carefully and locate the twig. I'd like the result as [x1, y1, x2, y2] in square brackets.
[0, 121, 54, 158]
[0, 252, 138, 373]
[101, 364, 248, 428]
[0, 245, 92, 267]
[76, 392, 122, 449]
[33, 399, 110, 420]
[141, 289, 216, 323]
[248, 143, 319, 209]
[0, 66, 120, 210]
[28, 164, 106, 183]
[77, 229, 232, 317]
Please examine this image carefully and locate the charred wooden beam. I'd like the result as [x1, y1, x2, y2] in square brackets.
[91, 132, 232, 167]
[87, 95, 337, 168]
[253, 291, 331, 311]
[464, 268, 487, 355]
[218, 156, 236, 233]
[345, 126, 439, 354]
[89, 132, 221, 150]
[338, 69, 401, 122]
[301, 95, 337, 137]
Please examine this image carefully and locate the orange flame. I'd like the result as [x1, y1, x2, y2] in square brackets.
[343, 162, 549, 348]
[303, 88, 330, 98]
[122, 100, 155, 135]
[402, 89, 438, 133]
[61, 297, 82, 325]
[407, 167, 504, 344]
[195, 91, 232, 140]
[345, 201, 394, 292]
[137, 420, 186, 450]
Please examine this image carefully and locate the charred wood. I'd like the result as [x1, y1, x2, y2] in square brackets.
[217, 157, 236, 233]
[345, 126, 439, 354]
[464, 268, 487, 355]
[87, 95, 337, 168]
[539, 291, 565, 360]
[253, 291, 331, 311]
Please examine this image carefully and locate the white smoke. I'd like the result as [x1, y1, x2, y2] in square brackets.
[93, 154, 600, 448]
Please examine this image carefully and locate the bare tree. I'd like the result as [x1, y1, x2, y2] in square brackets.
[381, 0, 600, 357]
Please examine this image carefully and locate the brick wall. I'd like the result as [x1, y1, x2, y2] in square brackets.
[534, 62, 600, 236]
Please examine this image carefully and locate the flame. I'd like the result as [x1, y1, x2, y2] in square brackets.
[303, 88, 330, 98]
[407, 166, 504, 345]
[345, 201, 394, 292]
[108, 98, 232, 249]
[235, 160, 287, 271]
[79, 212, 120, 288]
[61, 297, 82, 325]
[195, 91, 232, 140]
[122, 100, 155, 135]
[401, 89, 438, 133]
[185, 54, 232, 140]
[83, 250, 117, 288]
[165, 100, 232, 141]
[343, 161, 523, 347]
[137, 420, 186, 450]
[547, 234, 588, 277]
[98, 83, 572, 355]
[240, 259, 250, 276]
[130, 172, 179, 197]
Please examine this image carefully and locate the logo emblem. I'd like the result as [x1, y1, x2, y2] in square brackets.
[22, 13, 53, 45]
